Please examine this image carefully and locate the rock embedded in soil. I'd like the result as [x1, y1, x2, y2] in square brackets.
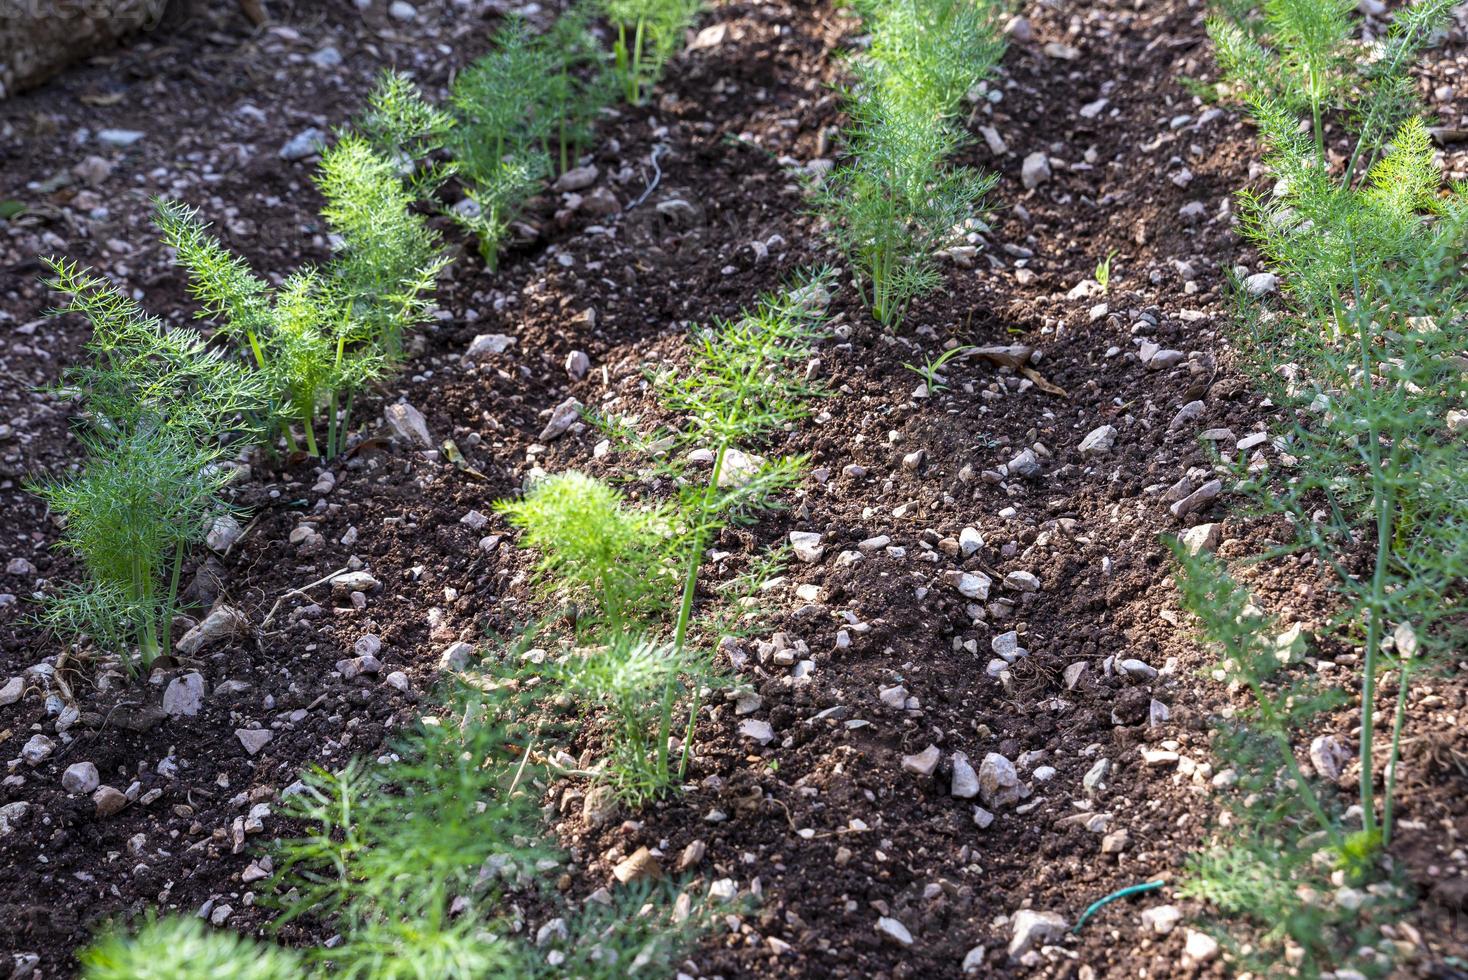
[176, 605, 246, 655]
[1140, 904, 1182, 935]
[163, 672, 205, 718]
[62, 761, 98, 794]
[439, 641, 475, 671]
[384, 402, 433, 448]
[564, 350, 590, 379]
[1007, 909, 1069, 957]
[1179, 522, 1221, 555]
[788, 531, 825, 563]
[1021, 152, 1052, 189]
[465, 333, 515, 360]
[1244, 271, 1278, 296]
[1003, 570, 1041, 592]
[738, 719, 774, 745]
[1184, 929, 1221, 965]
[206, 514, 242, 552]
[950, 751, 980, 798]
[611, 846, 662, 884]
[553, 165, 599, 192]
[978, 752, 1023, 808]
[22, 734, 54, 766]
[945, 570, 991, 600]
[1006, 448, 1041, 478]
[93, 785, 126, 818]
[331, 571, 380, 595]
[1309, 734, 1349, 781]
[0, 675, 21, 705]
[875, 916, 914, 947]
[539, 397, 584, 441]
[278, 127, 327, 161]
[1169, 479, 1223, 519]
[235, 729, 272, 756]
[1078, 424, 1116, 455]
[0, 801, 29, 836]
[902, 744, 942, 778]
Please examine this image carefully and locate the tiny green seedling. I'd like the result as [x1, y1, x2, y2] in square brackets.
[901, 344, 975, 393]
[1094, 248, 1117, 293]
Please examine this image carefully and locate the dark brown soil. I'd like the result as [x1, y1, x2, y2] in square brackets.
[2, 1, 1466, 978]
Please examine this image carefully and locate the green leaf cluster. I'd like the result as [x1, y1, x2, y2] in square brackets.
[30, 260, 263, 671]
[355, 10, 613, 270]
[1181, 0, 1468, 970]
[81, 679, 712, 978]
[818, 0, 1005, 328]
[500, 273, 833, 803]
[599, 0, 702, 106]
[156, 133, 446, 458]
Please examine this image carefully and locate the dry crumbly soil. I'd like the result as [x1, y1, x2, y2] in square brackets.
[2, 0, 1467, 977]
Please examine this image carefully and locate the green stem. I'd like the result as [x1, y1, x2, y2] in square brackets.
[1349, 241, 1388, 842]
[631, 18, 646, 105]
[1381, 659, 1412, 846]
[303, 411, 321, 458]
[665, 445, 730, 782]
[161, 538, 185, 662]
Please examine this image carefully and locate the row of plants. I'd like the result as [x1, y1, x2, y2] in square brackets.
[35, 0, 708, 677]
[39, 7, 720, 972]
[1174, 0, 1467, 973]
[500, 271, 833, 802]
[84, 670, 711, 979]
[77, 272, 830, 976]
[34, 131, 444, 673]
[816, 0, 1006, 329]
[360, 0, 699, 269]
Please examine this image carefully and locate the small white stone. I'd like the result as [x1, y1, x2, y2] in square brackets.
[1003, 570, 1041, 592]
[876, 916, 914, 946]
[902, 744, 942, 777]
[62, 761, 99, 794]
[1078, 425, 1117, 455]
[236, 729, 273, 756]
[950, 751, 980, 798]
[789, 531, 825, 563]
[1008, 909, 1068, 957]
[1140, 904, 1182, 935]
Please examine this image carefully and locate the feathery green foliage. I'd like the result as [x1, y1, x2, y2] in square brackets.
[31, 259, 258, 670]
[1184, 0, 1468, 968]
[554, 634, 714, 802]
[82, 916, 303, 980]
[157, 133, 446, 457]
[82, 675, 713, 977]
[901, 342, 976, 393]
[371, 10, 611, 267]
[502, 274, 832, 802]
[496, 471, 676, 634]
[447, 17, 555, 269]
[600, 0, 701, 106]
[354, 69, 458, 198]
[268, 682, 544, 979]
[818, 0, 1005, 329]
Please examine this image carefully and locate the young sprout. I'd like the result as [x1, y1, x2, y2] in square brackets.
[495, 471, 676, 635]
[816, 0, 1006, 329]
[448, 17, 555, 268]
[1094, 248, 1117, 294]
[901, 343, 976, 393]
[599, 0, 702, 106]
